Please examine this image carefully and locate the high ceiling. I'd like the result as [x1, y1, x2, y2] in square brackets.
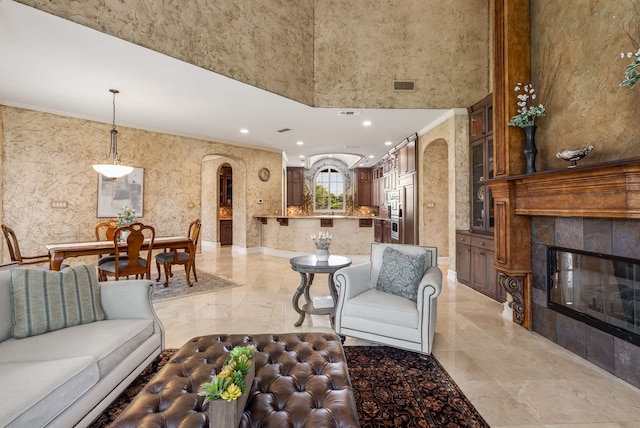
[0, 0, 451, 168]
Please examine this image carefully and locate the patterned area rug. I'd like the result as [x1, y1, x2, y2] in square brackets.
[90, 346, 488, 427]
[152, 269, 242, 302]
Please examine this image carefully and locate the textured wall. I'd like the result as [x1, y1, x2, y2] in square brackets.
[18, 0, 315, 105]
[313, 0, 491, 108]
[19, 0, 489, 109]
[417, 112, 469, 269]
[530, 1, 640, 170]
[0, 107, 282, 262]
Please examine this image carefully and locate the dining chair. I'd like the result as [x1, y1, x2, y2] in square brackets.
[98, 222, 155, 281]
[1, 224, 51, 267]
[95, 219, 120, 266]
[155, 219, 201, 287]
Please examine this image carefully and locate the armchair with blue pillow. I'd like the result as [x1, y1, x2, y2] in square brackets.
[334, 243, 442, 354]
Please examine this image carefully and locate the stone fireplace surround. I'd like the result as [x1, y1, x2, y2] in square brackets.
[510, 158, 640, 388]
[530, 216, 640, 388]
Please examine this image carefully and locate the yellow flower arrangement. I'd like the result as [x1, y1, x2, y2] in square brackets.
[198, 345, 257, 403]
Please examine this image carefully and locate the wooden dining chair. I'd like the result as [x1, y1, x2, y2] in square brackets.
[155, 219, 201, 287]
[1, 224, 51, 267]
[95, 219, 120, 266]
[98, 222, 155, 281]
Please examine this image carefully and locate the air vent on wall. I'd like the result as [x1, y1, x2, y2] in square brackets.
[277, 128, 291, 133]
[393, 80, 415, 91]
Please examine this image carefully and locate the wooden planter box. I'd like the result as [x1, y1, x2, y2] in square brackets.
[208, 361, 255, 428]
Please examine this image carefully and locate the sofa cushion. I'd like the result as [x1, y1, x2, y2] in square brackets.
[376, 246, 425, 301]
[0, 356, 98, 427]
[0, 319, 153, 378]
[11, 265, 105, 338]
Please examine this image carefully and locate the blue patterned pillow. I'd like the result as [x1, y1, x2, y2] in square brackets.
[11, 265, 105, 338]
[376, 246, 426, 301]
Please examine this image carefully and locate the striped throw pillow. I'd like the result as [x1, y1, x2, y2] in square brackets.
[11, 265, 105, 338]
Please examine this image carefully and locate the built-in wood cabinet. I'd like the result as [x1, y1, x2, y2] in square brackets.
[219, 165, 232, 206]
[220, 219, 232, 245]
[469, 95, 494, 234]
[456, 94, 501, 302]
[456, 231, 500, 300]
[356, 168, 373, 206]
[374, 219, 383, 242]
[286, 167, 304, 206]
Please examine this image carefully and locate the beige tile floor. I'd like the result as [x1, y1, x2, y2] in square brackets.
[153, 248, 640, 428]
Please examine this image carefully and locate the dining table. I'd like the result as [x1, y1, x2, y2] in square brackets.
[45, 236, 193, 283]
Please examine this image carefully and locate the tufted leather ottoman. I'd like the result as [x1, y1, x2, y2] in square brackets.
[111, 332, 360, 428]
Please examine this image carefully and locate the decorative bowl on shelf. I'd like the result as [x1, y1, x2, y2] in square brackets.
[556, 145, 594, 168]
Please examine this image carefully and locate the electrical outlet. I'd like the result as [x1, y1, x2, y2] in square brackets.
[51, 201, 68, 209]
[426, 202, 435, 208]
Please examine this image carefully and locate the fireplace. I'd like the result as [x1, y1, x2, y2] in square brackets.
[547, 247, 640, 347]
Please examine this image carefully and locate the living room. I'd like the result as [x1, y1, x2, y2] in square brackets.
[2, 0, 640, 427]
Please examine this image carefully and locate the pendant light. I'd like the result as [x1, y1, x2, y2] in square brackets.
[92, 89, 134, 179]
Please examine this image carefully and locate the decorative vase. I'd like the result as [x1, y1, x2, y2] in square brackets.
[208, 358, 255, 428]
[316, 249, 330, 262]
[522, 125, 538, 174]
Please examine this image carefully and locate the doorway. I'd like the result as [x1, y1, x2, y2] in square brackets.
[219, 163, 233, 246]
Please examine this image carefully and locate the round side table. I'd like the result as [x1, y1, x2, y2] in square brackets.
[289, 255, 351, 328]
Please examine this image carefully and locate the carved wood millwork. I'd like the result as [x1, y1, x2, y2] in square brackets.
[512, 159, 640, 218]
[490, 0, 533, 329]
[498, 271, 531, 328]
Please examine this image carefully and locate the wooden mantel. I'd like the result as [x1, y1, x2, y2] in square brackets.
[503, 158, 640, 219]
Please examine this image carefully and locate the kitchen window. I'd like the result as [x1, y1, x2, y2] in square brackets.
[315, 168, 344, 211]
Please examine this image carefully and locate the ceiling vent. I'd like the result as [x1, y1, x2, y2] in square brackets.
[338, 111, 361, 116]
[277, 128, 291, 133]
[393, 80, 415, 91]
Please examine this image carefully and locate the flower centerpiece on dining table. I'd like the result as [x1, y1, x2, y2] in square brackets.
[199, 345, 257, 428]
[508, 82, 545, 174]
[116, 205, 137, 241]
[311, 230, 332, 262]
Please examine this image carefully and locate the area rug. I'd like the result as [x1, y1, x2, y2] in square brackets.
[90, 346, 489, 428]
[152, 269, 242, 302]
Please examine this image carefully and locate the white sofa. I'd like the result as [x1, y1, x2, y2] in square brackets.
[0, 266, 164, 427]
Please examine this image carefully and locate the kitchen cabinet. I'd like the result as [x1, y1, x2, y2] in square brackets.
[287, 167, 304, 206]
[219, 165, 232, 206]
[383, 220, 392, 243]
[398, 136, 417, 176]
[220, 219, 232, 246]
[399, 174, 416, 245]
[374, 219, 383, 243]
[356, 168, 373, 206]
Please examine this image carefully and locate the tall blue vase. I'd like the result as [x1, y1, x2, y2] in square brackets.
[523, 125, 537, 174]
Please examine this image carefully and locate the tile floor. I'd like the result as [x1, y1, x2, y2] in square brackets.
[153, 248, 640, 427]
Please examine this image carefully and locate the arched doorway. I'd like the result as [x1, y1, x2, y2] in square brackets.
[420, 138, 449, 261]
[218, 163, 233, 245]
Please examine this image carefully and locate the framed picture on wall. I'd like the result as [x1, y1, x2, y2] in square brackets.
[97, 167, 144, 218]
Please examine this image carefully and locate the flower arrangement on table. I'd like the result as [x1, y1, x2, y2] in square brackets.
[198, 345, 257, 403]
[620, 47, 640, 89]
[116, 205, 137, 227]
[508, 83, 545, 128]
[311, 231, 332, 250]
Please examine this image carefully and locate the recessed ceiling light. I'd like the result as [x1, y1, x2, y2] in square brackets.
[385, 141, 392, 146]
[368, 155, 375, 158]
[296, 141, 304, 145]
[299, 155, 305, 158]
[328, 155, 334, 158]
[240, 129, 249, 134]
[363, 120, 372, 127]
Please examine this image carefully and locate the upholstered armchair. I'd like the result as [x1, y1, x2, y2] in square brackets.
[334, 243, 442, 354]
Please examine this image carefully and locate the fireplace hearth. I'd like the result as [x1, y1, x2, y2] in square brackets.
[547, 247, 640, 347]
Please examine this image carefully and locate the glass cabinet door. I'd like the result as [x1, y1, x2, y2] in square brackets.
[471, 141, 485, 230]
